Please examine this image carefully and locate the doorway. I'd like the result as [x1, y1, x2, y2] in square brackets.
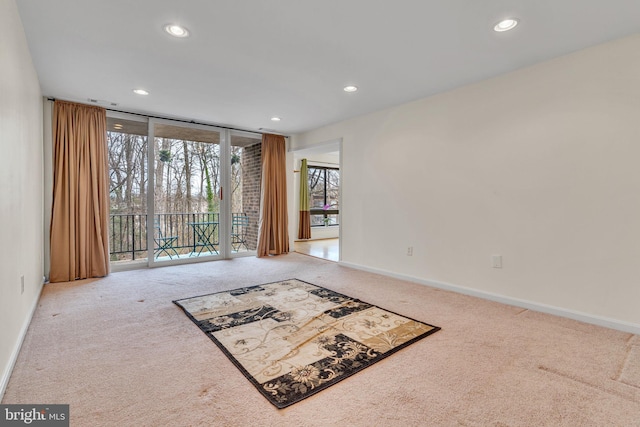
[292, 140, 341, 262]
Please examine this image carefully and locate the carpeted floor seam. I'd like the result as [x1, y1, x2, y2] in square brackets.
[613, 344, 633, 382]
[538, 365, 638, 402]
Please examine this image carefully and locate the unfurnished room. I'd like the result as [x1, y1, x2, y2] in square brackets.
[1, 1, 640, 426]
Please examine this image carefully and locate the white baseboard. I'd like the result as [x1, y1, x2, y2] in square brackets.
[339, 261, 640, 335]
[0, 283, 43, 400]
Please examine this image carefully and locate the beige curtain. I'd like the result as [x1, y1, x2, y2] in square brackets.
[257, 134, 289, 257]
[297, 158, 311, 239]
[49, 101, 110, 282]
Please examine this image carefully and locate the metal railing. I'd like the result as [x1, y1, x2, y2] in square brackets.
[110, 212, 248, 261]
[110, 213, 148, 260]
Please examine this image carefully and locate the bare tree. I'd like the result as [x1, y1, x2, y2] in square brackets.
[183, 140, 192, 213]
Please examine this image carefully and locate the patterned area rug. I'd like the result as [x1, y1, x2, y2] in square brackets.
[173, 279, 440, 408]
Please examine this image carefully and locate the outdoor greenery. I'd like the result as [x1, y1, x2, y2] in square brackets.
[308, 166, 340, 226]
[107, 128, 247, 260]
[109, 132, 244, 215]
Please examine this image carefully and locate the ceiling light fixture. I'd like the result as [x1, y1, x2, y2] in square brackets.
[133, 89, 149, 95]
[494, 18, 519, 32]
[164, 24, 190, 38]
[270, 117, 281, 122]
[343, 85, 358, 93]
[113, 123, 123, 129]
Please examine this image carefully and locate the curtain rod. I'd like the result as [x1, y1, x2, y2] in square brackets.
[294, 160, 339, 172]
[307, 161, 339, 166]
[46, 97, 289, 138]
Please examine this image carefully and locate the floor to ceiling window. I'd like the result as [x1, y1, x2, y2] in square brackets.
[107, 113, 261, 268]
[107, 116, 149, 264]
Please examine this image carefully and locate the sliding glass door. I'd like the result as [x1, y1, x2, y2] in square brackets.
[108, 114, 260, 268]
[107, 115, 150, 266]
[150, 121, 224, 264]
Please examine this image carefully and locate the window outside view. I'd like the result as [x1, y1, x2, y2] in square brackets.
[107, 118, 261, 262]
[308, 166, 339, 226]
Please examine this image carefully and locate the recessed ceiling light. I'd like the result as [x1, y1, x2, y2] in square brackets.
[133, 89, 149, 95]
[494, 18, 519, 32]
[270, 117, 281, 122]
[343, 85, 358, 93]
[164, 24, 190, 38]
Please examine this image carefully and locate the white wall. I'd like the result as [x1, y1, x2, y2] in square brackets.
[292, 34, 640, 330]
[0, 0, 44, 397]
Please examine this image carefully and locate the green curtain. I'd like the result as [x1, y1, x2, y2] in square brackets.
[297, 159, 311, 239]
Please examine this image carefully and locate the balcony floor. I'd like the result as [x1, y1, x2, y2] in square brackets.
[111, 248, 251, 268]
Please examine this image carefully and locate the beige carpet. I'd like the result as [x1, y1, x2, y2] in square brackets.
[3, 253, 639, 426]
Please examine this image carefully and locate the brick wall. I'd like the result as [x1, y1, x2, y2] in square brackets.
[242, 143, 261, 250]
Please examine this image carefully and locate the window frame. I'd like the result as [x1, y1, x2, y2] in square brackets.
[307, 165, 339, 227]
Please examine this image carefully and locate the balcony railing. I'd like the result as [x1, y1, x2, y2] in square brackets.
[109, 212, 251, 261]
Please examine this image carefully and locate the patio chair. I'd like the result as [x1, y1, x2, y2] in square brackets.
[154, 219, 179, 259]
[231, 214, 249, 252]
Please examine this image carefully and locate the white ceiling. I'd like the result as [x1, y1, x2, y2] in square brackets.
[16, 0, 640, 135]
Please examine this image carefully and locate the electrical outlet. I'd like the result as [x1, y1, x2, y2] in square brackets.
[21, 275, 24, 294]
[492, 255, 502, 268]
[407, 246, 413, 256]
